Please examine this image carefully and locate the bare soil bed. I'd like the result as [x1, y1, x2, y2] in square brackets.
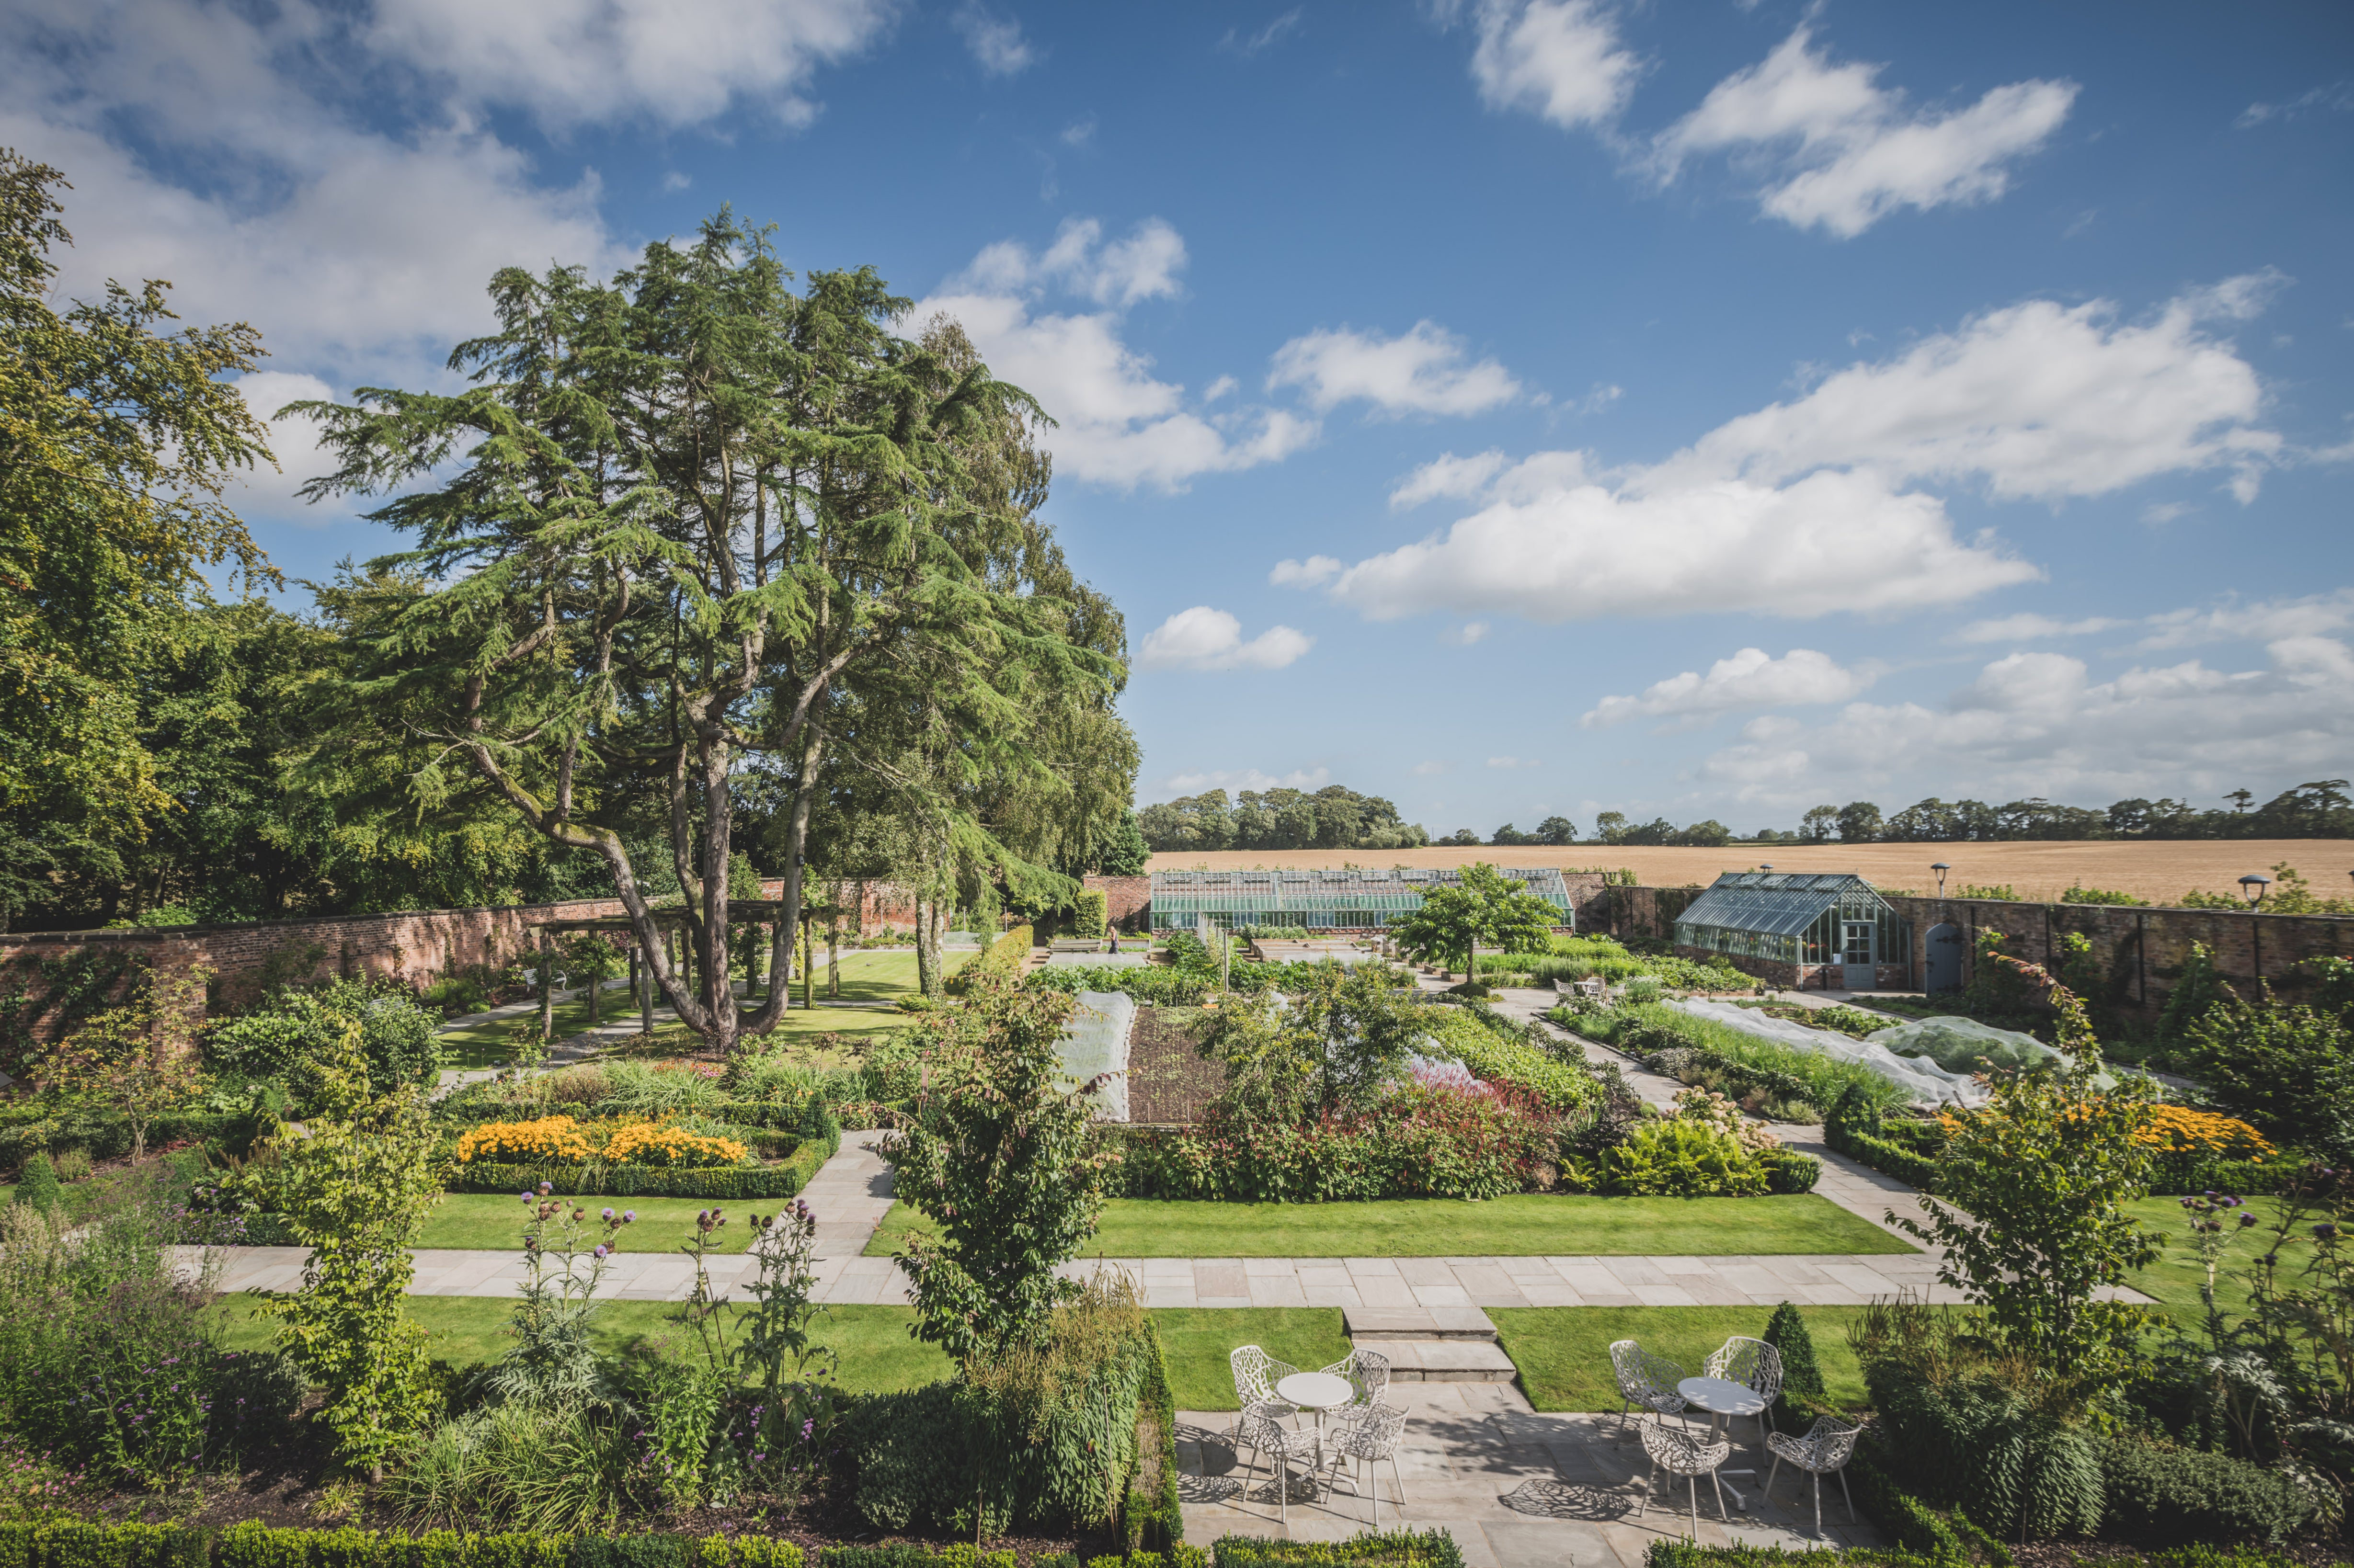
[1145, 839, 2354, 906]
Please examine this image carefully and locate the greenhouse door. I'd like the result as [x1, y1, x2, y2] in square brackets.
[1840, 922, 1876, 990]
[1924, 923, 1965, 992]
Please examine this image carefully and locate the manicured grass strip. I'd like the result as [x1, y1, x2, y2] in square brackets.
[869, 1194, 1916, 1259]
[1491, 1305, 1871, 1414]
[2123, 1194, 2310, 1329]
[217, 1298, 952, 1397]
[414, 1193, 769, 1254]
[437, 994, 610, 1071]
[1154, 1308, 1354, 1411]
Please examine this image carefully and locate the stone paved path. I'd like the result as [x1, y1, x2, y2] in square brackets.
[1177, 1382, 1885, 1564]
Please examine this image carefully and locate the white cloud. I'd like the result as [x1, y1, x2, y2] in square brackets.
[1269, 556, 1342, 588]
[2238, 83, 2354, 129]
[1468, 0, 1643, 131]
[953, 2, 1037, 77]
[1311, 279, 2282, 627]
[1954, 613, 2126, 644]
[1411, 760, 1450, 777]
[227, 372, 343, 524]
[1136, 607, 1314, 672]
[1391, 451, 1511, 509]
[366, 0, 896, 129]
[1329, 464, 2038, 623]
[2137, 588, 2354, 650]
[957, 216, 1187, 307]
[1268, 321, 1523, 417]
[1486, 756, 1542, 769]
[1222, 8, 1304, 57]
[1060, 115, 1097, 148]
[1448, 621, 1490, 645]
[1699, 636, 2354, 808]
[1653, 27, 2076, 237]
[1159, 766, 1331, 796]
[1672, 284, 2282, 502]
[1581, 648, 1874, 728]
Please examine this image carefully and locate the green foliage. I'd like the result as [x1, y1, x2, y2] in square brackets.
[1954, 884, 2021, 901]
[2061, 883, 2146, 906]
[1763, 1301, 1827, 1433]
[1136, 784, 1425, 855]
[2098, 1439, 2318, 1546]
[1412, 1003, 1599, 1111]
[880, 978, 1117, 1362]
[1575, 1001, 1906, 1114]
[443, 1142, 828, 1200]
[1825, 1083, 1944, 1189]
[38, 963, 210, 1164]
[946, 924, 1033, 996]
[1095, 810, 1151, 878]
[259, 1038, 447, 1478]
[2181, 989, 2354, 1163]
[1895, 1060, 2160, 1380]
[1761, 1148, 1820, 1193]
[1207, 1532, 1464, 1568]
[1577, 1118, 1767, 1197]
[1071, 890, 1108, 940]
[8, 1154, 59, 1212]
[1389, 863, 1558, 979]
[2158, 942, 2231, 1046]
[207, 978, 443, 1099]
[1206, 964, 1426, 1123]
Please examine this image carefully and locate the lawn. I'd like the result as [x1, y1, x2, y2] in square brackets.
[1492, 1305, 1872, 1413]
[437, 991, 616, 1072]
[868, 1194, 1914, 1259]
[416, 1193, 775, 1254]
[2123, 1193, 2314, 1328]
[211, 1295, 1335, 1408]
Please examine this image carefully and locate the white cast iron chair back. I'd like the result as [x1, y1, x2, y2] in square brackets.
[1230, 1344, 1301, 1415]
[1233, 1398, 1321, 1525]
[1764, 1415, 1862, 1537]
[1319, 1348, 1392, 1413]
[1704, 1336, 1784, 1443]
[1326, 1399, 1409, 1526]
[1608, 1339, 1689, 1430]
[1637, 1420, 1733, 1540]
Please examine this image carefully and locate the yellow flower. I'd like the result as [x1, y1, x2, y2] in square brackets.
[604, 1120, 748, 1169]
[456, 1115, 591, 1165]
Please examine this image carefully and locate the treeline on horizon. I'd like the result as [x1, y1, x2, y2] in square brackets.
[1142, 779, 2353, 854]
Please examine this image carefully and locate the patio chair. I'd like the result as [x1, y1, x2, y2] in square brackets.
[1608, 1339, 1689, 1431]
[1636, 1420, 1732, 1540]
[1318, 1347, 1392, 1414]
[1765, 1415, 1861, 1537]
[1234, 1398, 1322, 1524]
[1704, 1337, 1785, 1444]
[1230, 1344, 1301, 1418]
[1325, 1398, 1408, 1526]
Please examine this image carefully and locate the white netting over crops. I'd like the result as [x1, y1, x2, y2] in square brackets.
[1864, 1016, 2065, 1075]
[1667, 999, 1988, 1108]
[1057, 990, 1136, 1122]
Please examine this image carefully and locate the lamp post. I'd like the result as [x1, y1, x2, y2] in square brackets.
[1759, 863, 1773, 875]
[2239, 873, 2272, 909]
[1932, 862, 1951, 898]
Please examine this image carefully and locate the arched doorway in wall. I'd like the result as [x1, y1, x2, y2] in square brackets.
[1925, 922, 1965, 992]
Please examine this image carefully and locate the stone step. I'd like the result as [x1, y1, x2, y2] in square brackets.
[1341, 1305, 1497, 1341]
[1351, 1338, 1518, 1384]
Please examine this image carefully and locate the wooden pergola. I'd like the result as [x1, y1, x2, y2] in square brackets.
[525, 900, 807, 1039]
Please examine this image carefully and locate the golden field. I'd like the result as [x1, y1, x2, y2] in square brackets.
[1143, 840, 2354, 906]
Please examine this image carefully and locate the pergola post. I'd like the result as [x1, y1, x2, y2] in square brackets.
[640, 932, 654, 1034]
[585, 939, 601, 1028]
[537, 930, 554, 1042]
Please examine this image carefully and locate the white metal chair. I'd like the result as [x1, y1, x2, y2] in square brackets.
[1609, 1339, 1689, 1430]
[1234, 1398, 1322, 1523]
[1319, 1348, 1391, 1415]
[1765, 1415, 1861, 1537]
[1704, 1337, 1784, 1444]
[1230, 1344, 1301, 1416]
[1325, 1399, 1408, 1525]
[1637, 1420, 1732, 1539]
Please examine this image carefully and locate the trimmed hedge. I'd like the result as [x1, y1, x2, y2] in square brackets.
[1643, 1544, 2310, 1568]
[446, 1130, 834, 1200]
[0, 1522, 811, 1568]
[947, 924, 1033, 995]
[1761, 1148, 1820, 1194]
[1210, 1534, 1463, 1568]
[1824, 1085, 1942, 1190]
[2100, 1438, 2319, 1547]
[1125, 1319, 1184, 1555]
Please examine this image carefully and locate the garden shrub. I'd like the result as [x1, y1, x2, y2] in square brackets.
[1071, 890, 1108, 940]
[206, 979, 442, 1095]
[945, 924, 1032, 995]
[1761, 1148, 1819, 1193]
[446, 1141, 827, 1200]
[2182, 990, 2354, 1164]
[8, 1155, 59, 1212]
[1411, 1004, 1598, 1111]
[1208, 1533, 1463, 1568]
[0, 1523, 825, 1568]
[2097, 1439, 2318, 1547]
[1576, 1118, 1767, 1197]
[1760, 1302, 1825, 1434]
[1825, 1083, 1943, 1190]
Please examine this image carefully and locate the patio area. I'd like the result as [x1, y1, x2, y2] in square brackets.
[1177, 1380, 1885, 1567]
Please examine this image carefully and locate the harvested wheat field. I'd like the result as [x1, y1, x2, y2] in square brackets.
[1144, 841, 2354, 907]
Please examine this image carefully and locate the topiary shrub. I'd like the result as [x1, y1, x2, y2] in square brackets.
[1762, 1149, 1819, 1193]
[1761, 1302, 1826, 1433]
[10, 1152, 62, 1212]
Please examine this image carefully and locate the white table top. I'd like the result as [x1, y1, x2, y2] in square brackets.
[1276, 1372, 1355, 1410]
[1678, 1375, 1768, 1415]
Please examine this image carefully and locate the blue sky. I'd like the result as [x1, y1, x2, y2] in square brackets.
[10, 0, 2351, 839]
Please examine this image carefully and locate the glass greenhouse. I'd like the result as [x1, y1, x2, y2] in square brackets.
[1673, 872, 1907, 975]
[1150, 866, 1576, 931]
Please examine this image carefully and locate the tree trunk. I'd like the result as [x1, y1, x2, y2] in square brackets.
[538, 932, 554, 1041]
[913, 898, 937, 998]
[827, 884, 842, 1000]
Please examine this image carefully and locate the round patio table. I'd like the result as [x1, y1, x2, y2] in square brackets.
[1678, 1376, 1766, 1511]
[1276, 1372, 1355, 1494]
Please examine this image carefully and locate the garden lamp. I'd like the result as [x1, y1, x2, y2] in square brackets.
[1932, 862, 1951, 896]
[1759, 863, 1773, 874]
[2240, 873, 2271, 909]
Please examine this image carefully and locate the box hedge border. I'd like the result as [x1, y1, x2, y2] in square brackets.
[445, 1123, 836, 1200]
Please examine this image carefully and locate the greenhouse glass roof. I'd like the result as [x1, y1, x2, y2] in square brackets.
[1673, 872, 1891, 938]
[1150, 866, 1574, 922]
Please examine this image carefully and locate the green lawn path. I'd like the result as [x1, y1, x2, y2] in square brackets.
[868, 1193, 1914, 1259]
[416, 1195, 774, 1254]
[1493, 1305, 1870, 1413]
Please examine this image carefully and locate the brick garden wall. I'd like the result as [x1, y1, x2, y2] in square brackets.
[1081, 874, 1152, 932]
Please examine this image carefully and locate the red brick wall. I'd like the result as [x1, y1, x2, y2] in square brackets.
[1082, 874, 1152, 932]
